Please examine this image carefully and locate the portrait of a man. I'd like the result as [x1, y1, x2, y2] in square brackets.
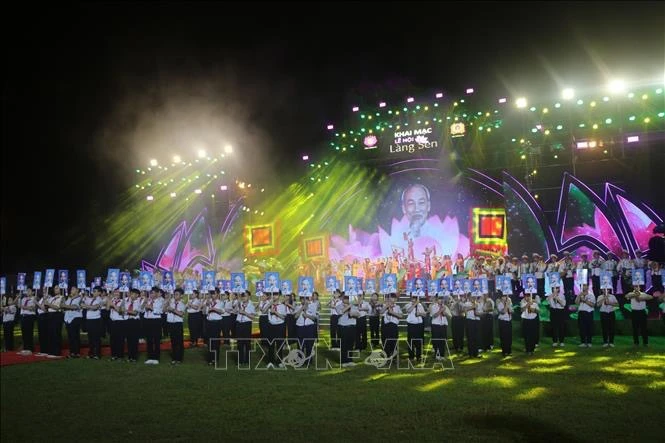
[413, 277, 426, 296]
[119, 272, 131, 292]
[365, 279, 376, 293]
[632, 269, 645, 286]
[139, 271, 153, 290]
[0, 277, 5, 295]
[429, 279, 439, 295]
[107, 269, 119, 289]
[381, 274, 397, 294]
[77, 270, 86, 289]
[58, 270, 68, 289]
[600, 271, 613, 290]
[522, 274, 537, 294]
[265, 272, 280, 293]
[17, 273, 26, 291]
[440, 277, 451, 293]
[548, 272, 561, 288]
[231, 273, 245, 293]
[255, 280, 265, 295]
[281, 280, 292, 295]
[203, 271, 216, 291]
[326, 276, 337, 293]
[345, 276, 358, 296]
[33, 271, 42, 290]
[184, 279, 194, 295]
[298, 277, 314, 297]
[162, 272, 174, 291]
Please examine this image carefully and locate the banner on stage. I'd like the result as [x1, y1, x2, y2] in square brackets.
[231, 272, 245, 294]
[298, 276, 314, 297]
[118, 272, 131, 292]
[33, 271, 42, 290]
[76, 270, 86, 290]
[265, 272, 280, 293]
[106, 269, 119, 290]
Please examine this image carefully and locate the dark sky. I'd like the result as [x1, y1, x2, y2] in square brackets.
[2, 1, 663, 274]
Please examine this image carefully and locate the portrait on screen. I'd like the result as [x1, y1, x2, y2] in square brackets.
[298, 277, 314, 297]
[139, 271, 153, 291]
[33, 271, 42, 290]
[107, 269, 119, 290]
[632, 268, 645, 286]
[119, 272, 131, 292]
[76, 270, 86, 290]
[231, 273, 245, 294]
[265, 272, 280, 293]
[522, 274, 537, 294]
[203, 271, 217, 292]
[57, 270, 69, 289]
[380, 274, 397, 294]
[17, 273, 26, 291]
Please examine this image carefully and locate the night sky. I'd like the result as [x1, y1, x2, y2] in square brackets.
[2, 1, 663, 274]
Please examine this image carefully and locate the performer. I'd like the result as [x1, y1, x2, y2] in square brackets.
[368, 293, 381, 347]
[520, 293, 539, 355]
[294, 296, 317, 360]
[165, 288, 186, 364]
[597, 288, 618, 347]
[258, 292, 270, 349]
[19, 289, 36, 355]
[547, 285, 567, 347]
[284, 293, 297, 347]
[590, 251, 605, 296]
[328, 291, 341, 350]
[46, 286, 64, 357]
[2, 294, 16, 351]
[336, 294, 359, 367]
[235, 290, 255, 366]
[575, 284, 596, 347]
[625, 285, 653, 346]
[186, 290, 203, 347]
[125, 289, 142, 362]
[267, 293, 287, 368]
[108, 289, 127, 361]
[559, 251, 575, 303]
[82, 287, 103, 359]
[206, 292, 224, 365]
[355, 292, 370, 351]
[404, 295, 426, 363]
[143, 288, 164, 365]
[35, 289, 50, 356]
[463, 293, 481, 358]
[480, 292, 494, 351]
[495, 291, 513, 357]
[429, 295, 451, 360]
[381, 293, 402, 362]
[220, 291, 233, 346]
[450, 293, 465, 354]
[63, 287, 83, 358]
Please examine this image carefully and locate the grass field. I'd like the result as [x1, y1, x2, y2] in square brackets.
[1, 335, 663, 443]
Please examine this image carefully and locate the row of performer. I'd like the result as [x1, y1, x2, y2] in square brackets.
[1, 284, 663, 366]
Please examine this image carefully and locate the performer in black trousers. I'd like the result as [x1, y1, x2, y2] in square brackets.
[495, 291, 513, 356]
[36, 291, 50, 356]
[186, 291, 203, 347]
[597, 289, 618, 347]
[2, 294, 17, 351]
[295, 296, 317, 360]
[625, 286, 653, 346]
[521, 293, 540, 355]
[82, 287, 103, 359]
[368, 293, 380, 347]
[450, 294, 465, 353]
[429, 296, 451, 360]
[337, 294, 358, 367]
[206, 292, 224, 365]
[258, 293, 270, 350]
[575, 284, 596, 347]
[405, 295, 425, 362]
[108, 290, 127, 361]
[125, 289, 141, 362]
[63, 288, 83, 358]
[19, 290, 36, 354]
[235, 291, 255, 366]
[463, 294, 481, 358]
[381, 294, 402, 361]
[46, 287, 64, 357]
[166, 289, 186, 364]
[355, 293, 369, 351]
[547, 286, 567, 346]
[267, 294, 287, 368]
[328, 291, 341, 350]
[144, 288, 164, 364]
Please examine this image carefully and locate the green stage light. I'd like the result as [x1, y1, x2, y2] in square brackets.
[658, 112, 665, 117]
[644, 117, 650, 123]
[554, 103, 561, 108]
[577, 99, 584, 105]
[605, 118, 612, 124]
[629, 116, 636, 121]
[516, 98, 527, 108]
[592, 124, 598, 129]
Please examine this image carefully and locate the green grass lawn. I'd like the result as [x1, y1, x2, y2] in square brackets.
[2, 335, 663, 443]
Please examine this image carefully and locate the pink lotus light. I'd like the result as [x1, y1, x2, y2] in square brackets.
[326, 124, 334, 130]
[407, 97, 414, 103]
[379, 102, 386, 108]
[435, 92, 443, 98]
[352, 106, 359, 112]
[466, 88, 474, 94]
[302, 155, 309, 161]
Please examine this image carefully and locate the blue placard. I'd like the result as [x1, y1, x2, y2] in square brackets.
[522, 273, 537, 294]
[106, 269, 120, 290]
[298, 276, 314, 297]
[139, 271, 154, 291]
[364, 278, 377, 294]
[600, 271, 613, 290]
[632, 268, 645, 286]
[202, 271, 217, 292]
[265, 272, 280, 293]
[280, 279, 293, 295]
[380, 273, 398, 294]
[230, 272, 246, 294]
[33, 271, 42, 290]
[325, 276, 339, 293]
[76, 270, 87, 290]
[162, 271, 175, 293]
[184, 279, 196, 295]
[344, 276, 360, 296]
[255, 280, 265, 296]
[118, 272, 131, 292]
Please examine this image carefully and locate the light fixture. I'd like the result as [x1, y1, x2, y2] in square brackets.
[515, 97, 527, 108]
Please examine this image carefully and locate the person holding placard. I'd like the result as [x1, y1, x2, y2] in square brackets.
[368, 293, 381, 347]
[205, 292, 224, 365]
[166, 288, 186, 365]
[125, 289, 143, 362]
[354, 292, 370, 351]
[547, 285, 567, 347]
[404, 295, 426, 363]
[480, 291, 494, 351]
[463, 293, 481, 358]
[450, 292, 465, 354]
[429, 295, 451, 361]
[235, 290, 255, 366]
[590, 251, 605, 296]
[495, 291, 513, 356]
[63, 287, 83, 358]
[575, 284, 596, 348]
[186, 291, 203, 347]
[521, 292, 539, 355]
[625, 285, 653, 346]
[328, 290, 341, 351]
[267, 293, 287, 369]
[46, 286, 64, 358]
[381, 293, 403, 362]
[336, 294, 359, 367]
[108, 289, 127, 361]
[144, 288, 164, 365]
[596, 288, 618, 347]
[19, 289, 36, 355]
[82, 287, 103, 359]
[2, 294, 17, 351]
[294, 296, 317, 360]
[35, 290, 49, 356]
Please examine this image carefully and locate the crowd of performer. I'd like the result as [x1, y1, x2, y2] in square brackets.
[1, 273, 663, 367]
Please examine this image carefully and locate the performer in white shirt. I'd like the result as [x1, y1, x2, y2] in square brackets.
[235, 290, 256, 365]
[186, 290, 204, 347]
[520, 293, 540, 355]
[625, 285, 653, 346]
[166, 288, 186, 364]
[429, 295, 451, 360]
[294, 296, 318, 359]
[547, 285, 567, 346]
[589, 251, 605, 296]
[381, 293, 403, 361]
[336, 294, 359, 367]
[125, 289, 143, 362]
[450, 293, 465, 354]
[462, 293, 481, 358]
[575, 284, 596, 347]
[63, 287, 83, 358]
[404, 295, 426, 363]
[82, 286, 103, 359]
[108, 289, 127, 361]
[205, 292, 224, 365]
[267, 293, 287, 368]
[480, 292, 495, 351]
[596, 288, 618, 347]
[354, 292, 370, 351]
[46, 286, 64, 357]
[2, 294, 17, 352]
[368, 293, 381, 348]
[258, 292, 270, 349]
[328, 291, 342, 350]
[35, 290, 50, 356]
[143, 288, 164, 364]
[495, 291, 513, 356]
[19, 289, 36, 355]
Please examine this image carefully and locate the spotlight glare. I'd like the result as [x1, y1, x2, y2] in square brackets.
[149, 159, 158, 166]
[220, 185, 228, 191]
[608, 79, 626, 94]
[170, 192, 176, 198]
[407, 97, 414, 103]
[146, 195, 154, 201]
[197, 149, 206, 158]
[302, 155, 309, 161]
[498, 97, 507, 104]
[379, 102, 386, 108]
[326, 124, 334, 130]
[224, 145, 233, 154]
[561, 88, 575, 100]
[352, 106, 359, 112]
[466, 88, 474, 94]
[173, 155, 181, 163]
[515, 97, 527, 108]
[435, 92, 443, 98]
[194, 189, 202, 194]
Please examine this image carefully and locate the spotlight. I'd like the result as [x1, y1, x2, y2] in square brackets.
[197, 149, 206, 158]
[149, 159, 158, 166]
[302, 155, 309, 161]
[146, 195, 154, 201]
[352, 106, 359, 112]
[220, 185, 228, 191]
[561, 88, 575, 100]
[170, 192, 176, 198]
[173, 155, 181, 163]
[515, 97, 527, 108]
[607, 79, 626, 94]
[626, 135, 639, 143]
[406, 97, 414, 103]
[326, 124, 334, 130]
[194, 189, 202, 194]
[224, 145, 233, 154]
[379, 102, 386, 108]
[498, 97, 507, 104]
[466, 88, 474, 94]
[435, 92, 443, 98]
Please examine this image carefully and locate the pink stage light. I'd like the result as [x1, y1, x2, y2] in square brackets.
[326, 124, 334, 130]
[406, 97, 414, 103]
[626, 135, 639, 143]
[498, 97, 507, 103]
[302, 155, 309, 161]
[220, 185, 228, 191]
[379, 102, 386, 108]
[435, 92, 443, 98]
[352, 106, 359, 112]
[466, 88, 474, 94]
